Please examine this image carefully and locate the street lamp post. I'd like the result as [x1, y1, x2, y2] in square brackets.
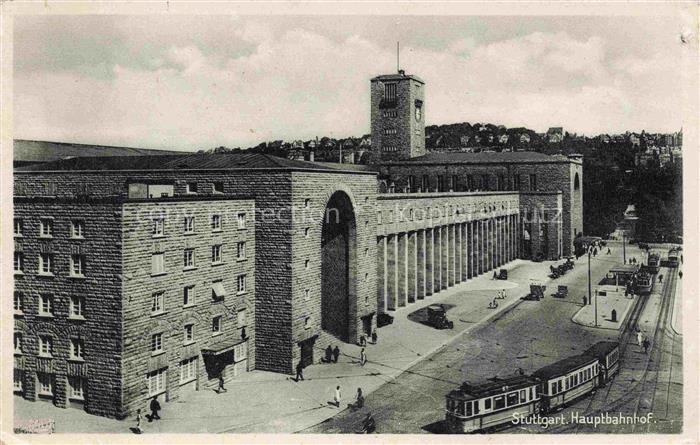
[622, 231, 627, 264]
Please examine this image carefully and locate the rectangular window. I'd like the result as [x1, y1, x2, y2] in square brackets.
[39, 253, 54, 275]
[71, 220, 84, 238]
[212, 280, 226, 300]
[14, 369, 23, 392]
[513, 175, 521, 191]
[183, 249, 195, 268]
[184, 216, 195, 233]
[151, 292, 164, 314]
[70, 254, 85, 276]
[237, 213, 246, 229]
[37, 372, 53, 395]
[498, 175, 506, 191]
[485, 398, 492, 410]
[211, 245, 222, 264]
[506, 392, 519, 406]
[180, 357, 197, 384]
[183, 285, 195, 306]
[70, 296, 85, 318]
[40, 219, 53, 237]
[39, 294, 54, 316]
[466, 175, 474, 191]
[408, 176, 416, 193]
[494, 395, 505, 410]
[550, 382, 556, 395]
[152, 218, 165, 236]
[437, 175, 445, 192]
[236, 242, 246, 260]
[14, 333, 22, 353]
[14, 218, 23, 236]
[14, 252, 24, 273]
[304, 289, 310, 301]
[422, 175, 429, 192]
[529, 174, 537, 191]
[186, 182, 197, 194]
[68, 376, 86, 400]
[147, 368, 167, 396]
[213, 182, 224, 194]
[151, 333, 163, 353]
[237, 308, 247, 327]
[519, 389, 526, 402]
[70, 338, 84, 360]
[14, 292, 24, 314]
[39, 335, 53, 356]
[184, 324, 194, 344]
[151, 253, 165, 275]
[383, 82, 397, 101]
[237, 274, 247, 294]
[481, 174, 489, 190]
[211, 215, 222, 231]
[212, 316, 222, 335]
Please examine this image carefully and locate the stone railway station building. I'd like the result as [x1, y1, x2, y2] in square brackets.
[12, 70, 582, 418]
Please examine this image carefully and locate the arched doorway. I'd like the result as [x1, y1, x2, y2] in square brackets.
[321, 191, 357, 342]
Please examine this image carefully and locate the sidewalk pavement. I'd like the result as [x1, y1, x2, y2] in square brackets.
[671, 264, 682, 335]
[571, 285, 635, 330]
[15, 249, 631, 434]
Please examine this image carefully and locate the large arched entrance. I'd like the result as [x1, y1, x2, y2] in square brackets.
[321, 191, 357, 342]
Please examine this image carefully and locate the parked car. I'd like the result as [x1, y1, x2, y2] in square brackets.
[426, 304, 454, 329]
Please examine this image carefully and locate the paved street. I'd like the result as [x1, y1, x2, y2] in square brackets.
[305, 241, 653, 434]
[14, 242, 681, 435]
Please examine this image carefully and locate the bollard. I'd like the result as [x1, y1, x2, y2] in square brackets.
[611, 309, 617, 322]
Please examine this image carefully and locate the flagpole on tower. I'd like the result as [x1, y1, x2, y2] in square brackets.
[397, 41, 400, 73]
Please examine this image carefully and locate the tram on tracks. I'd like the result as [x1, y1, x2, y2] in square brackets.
[444, 376, 541, 433]
[445, 342, 621, 433]
[532, 355, 599, 413]
[582, 341, 620, 387]
[667, 249, 679, 268]
[634, 271, 654, 295]
[647, 253, 660, 274]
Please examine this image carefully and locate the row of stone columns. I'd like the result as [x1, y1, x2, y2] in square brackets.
[377, 214, 520, 312]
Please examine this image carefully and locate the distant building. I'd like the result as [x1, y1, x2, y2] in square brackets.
[546, 127, 564, 143]
[519, 134, 531, 144]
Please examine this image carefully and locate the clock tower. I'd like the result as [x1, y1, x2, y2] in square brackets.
[371, 70, 426, 161]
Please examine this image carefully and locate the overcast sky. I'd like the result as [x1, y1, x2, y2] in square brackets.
[13, 14, 695, 151]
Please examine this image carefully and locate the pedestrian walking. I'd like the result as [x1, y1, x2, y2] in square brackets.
[149, 396, 161, 422]
[217, 373, 227, 393]
[493, 270, 497, 280]
[642, 337, 651, 354]
[134, 408, 143, 434]
[636, 330, 643, 347]
[359, 335, 367, 347]
[607, 248, 611, 255]
[502, 289, 507, 299]
[360, 348, 367, 366]
[324, 345, 333, 363]
[334, 385, 342, 408]
[659, 274, 663, 283]
[295, 361, 304, 382]
[333, 345, 340, 363]
[371, 330, 378, 344]
[582, 295, 587, 306]
[679, 270, 683, 279]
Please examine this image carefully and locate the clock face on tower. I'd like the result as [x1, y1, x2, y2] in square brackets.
[415, 106, 422, 122]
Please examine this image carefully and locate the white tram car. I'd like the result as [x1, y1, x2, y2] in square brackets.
[532, 355, 599, 413]
[445, 376, 541, 433]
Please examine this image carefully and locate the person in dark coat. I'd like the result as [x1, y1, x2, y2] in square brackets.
[295, 361, 304, 382]
[149, 396, 161, 421]
[218, 373, 227, 393]
[324, 345, 333, 364]
[642, 337, 651, 354]
[332, 345, 340, 363]
[371, 330, 378, 344]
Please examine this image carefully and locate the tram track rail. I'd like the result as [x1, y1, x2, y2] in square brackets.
[546, 268, 678, 433]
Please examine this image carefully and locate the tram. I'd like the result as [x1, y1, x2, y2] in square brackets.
[634, 271, 654, 295]
[667, 249, 679, 268]
[647, 253, 660, 274]
[532, 355, 599, 413]
[583, 342, 620, 387]
[444, 376, 541, 433]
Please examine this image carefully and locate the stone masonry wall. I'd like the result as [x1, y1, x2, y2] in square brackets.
[120, 199, 255, 417]
[13, 200, 124, 418]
